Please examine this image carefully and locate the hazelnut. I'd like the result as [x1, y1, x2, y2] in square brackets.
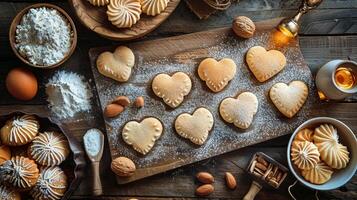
[111, 156, 136, 177]
[232, 16, 255, 39]
[135, 96, 144, 108]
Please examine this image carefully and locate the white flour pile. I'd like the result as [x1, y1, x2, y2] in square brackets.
[46, 71, 92, 119]
[15, 7, 71, 66]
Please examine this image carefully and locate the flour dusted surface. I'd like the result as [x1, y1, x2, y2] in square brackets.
[15, 7, 72, 66]
[91, 30, 318, 171]
[46, 71, 92, 119]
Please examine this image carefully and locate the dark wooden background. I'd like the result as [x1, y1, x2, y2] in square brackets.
[0, 0, 356, 199]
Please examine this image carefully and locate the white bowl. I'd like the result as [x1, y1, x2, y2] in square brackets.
[287, 117, 357, 190]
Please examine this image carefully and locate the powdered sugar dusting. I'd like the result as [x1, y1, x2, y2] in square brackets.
[91, 30, 318, 169]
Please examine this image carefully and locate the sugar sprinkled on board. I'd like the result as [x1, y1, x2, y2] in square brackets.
[15, 7, 72, 66]
[46, 71, 93, 119]
[92, 30, 318, 168]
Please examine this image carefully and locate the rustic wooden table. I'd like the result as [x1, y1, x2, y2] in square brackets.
[1, 0, 356, 199]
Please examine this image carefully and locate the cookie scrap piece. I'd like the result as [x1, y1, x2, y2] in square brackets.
[269, 80, 308, 118]
[97, 46, 135, 82]
[219, 92, 258, 129]
[122, 117, 163, 155]
[152, 72, 192, 108]
[198, 58, 237, 92]
[246, 46, 286, 82]
[175, 107, 214, 145]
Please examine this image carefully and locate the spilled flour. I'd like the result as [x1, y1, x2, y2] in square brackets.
[91, 30, 318, 169]
[46, 71, 93, 119]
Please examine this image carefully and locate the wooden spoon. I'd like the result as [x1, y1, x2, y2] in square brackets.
[83, 128, 105, 196]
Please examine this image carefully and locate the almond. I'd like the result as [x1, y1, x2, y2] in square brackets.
[111, 157, 136, 177]
[112, 96, 131, 107]
[104, 103, 124, 118]
[135, 96, 145, 108]
[196, 184, 214, 196]
[225, 172, 237, 189]
[196, 172, 214, 183]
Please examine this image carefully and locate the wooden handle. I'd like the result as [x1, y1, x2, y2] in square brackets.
[243, 181, 262, 200]
[91, 162, 103, 196]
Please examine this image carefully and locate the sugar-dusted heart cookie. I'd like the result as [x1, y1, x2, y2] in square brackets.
[122, 117, 163, 155]
[152, 72, 192, 108]
[175, 107, 214, 145]
[198, 58, 237, 92]
[246, 46, 286, 82]
[96, 46, 135, 82]
[219, 92, 258, 129]
[269, 81, 308, 118]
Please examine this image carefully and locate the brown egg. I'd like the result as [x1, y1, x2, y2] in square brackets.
[6, 67, 38, 101]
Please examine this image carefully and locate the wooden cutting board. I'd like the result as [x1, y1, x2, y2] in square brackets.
[69, 0, 180, 41]
[89, 18, 319, 184]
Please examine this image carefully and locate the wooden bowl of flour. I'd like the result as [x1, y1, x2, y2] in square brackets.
[9, 3, 77, 69]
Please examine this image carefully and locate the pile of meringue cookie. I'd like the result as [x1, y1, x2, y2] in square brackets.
[87, 0, 169, 28]
[290, 124, 350, 184]
[0, 114, 70, 200]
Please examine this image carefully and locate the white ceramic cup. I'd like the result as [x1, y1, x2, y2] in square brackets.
[315, 60, 357, 100]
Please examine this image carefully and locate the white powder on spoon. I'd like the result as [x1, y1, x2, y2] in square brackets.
[15, 7, 72, 66]
[46, 71, 93, 119]
[83, 129, 103, 157]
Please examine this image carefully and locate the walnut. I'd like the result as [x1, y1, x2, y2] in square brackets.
[111, 156, 136, 177]
[232, 16, 256, 39]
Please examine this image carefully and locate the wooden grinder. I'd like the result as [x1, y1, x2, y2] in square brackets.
[243, 152, 288, 200]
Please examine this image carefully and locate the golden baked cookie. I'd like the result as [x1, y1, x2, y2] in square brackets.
[294, 128, 314, 143]
[314, 124, 350, 169]
[269, 81, 308, 118]
[88, 0, 109, 6]
[246, 46, 286, 82]
[140, 0, 169, 16]
[219, 92, 258, 129]
[0, 145, 11, 165]
[0, 156, 39, 189]
[107, 0, 141, 28]
[97, 46, 135, 82]
[30, 166, 68, 200]
[0, 185, 21, 200]
[122, 117, 163, 155]
[301, 161, 334, 184]
[152, 72, 192, 108]
[175, 107, 214, 145]
[291, 141, 320, 170]
[29, 132, 70, 166]
[198, 58, 237, 92]
[0, 114, 39, 146]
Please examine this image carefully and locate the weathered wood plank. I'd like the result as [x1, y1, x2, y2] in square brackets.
[72, 145, 357, 199]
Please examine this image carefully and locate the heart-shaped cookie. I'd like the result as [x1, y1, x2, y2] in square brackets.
[152, 72, 192, 108]
[96, 46, 135, 82]
[122, 117, 163, 155]
[246, 46, 286, 82]
[269, 81, 308, 118]
[219, 92, 258, 129]
[175, 107, 214, 145]
[198, 58, 237, 92]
